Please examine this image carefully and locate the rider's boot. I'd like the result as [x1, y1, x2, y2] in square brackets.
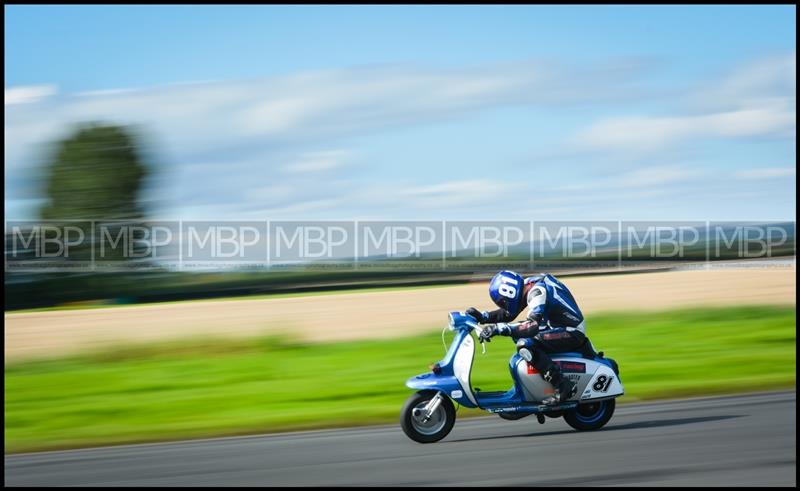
[555, 378, 577, 403]
[542, 366, 576, 405]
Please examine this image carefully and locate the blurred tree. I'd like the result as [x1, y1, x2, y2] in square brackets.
[41, 123, 149, 221]
[34, 122, 152, 276]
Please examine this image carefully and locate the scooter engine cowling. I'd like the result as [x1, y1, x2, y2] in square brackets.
[514, 356, 623, 403]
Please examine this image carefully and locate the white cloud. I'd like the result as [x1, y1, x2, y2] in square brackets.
[734, 167, 796, 179]
[577, 103, 795, 152]
[242, 184, 296, 202]
[5, 54, 795, 222]
[260, 198, 346, 216]
[4, 85, 57, 105]
[4, 58, 656, 218]
[5, 59, 652, 169]
[75, 87, 140, 97]
[619, 166, 705, 187]
[558, 165, 705, 193]
[403, 179, 490, 197]
[400, 179, 525, 209]
[282, 150, 351, 174]
[572, 53, 796, 154]
[691, 53, 796, 112]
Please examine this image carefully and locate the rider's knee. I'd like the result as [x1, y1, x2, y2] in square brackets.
[516, 338, 534, 350]
[516, 338, 535, 362]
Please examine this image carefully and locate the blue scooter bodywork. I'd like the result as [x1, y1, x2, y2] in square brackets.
[406, 312, 619, 414]
[406, 324, 480, 408]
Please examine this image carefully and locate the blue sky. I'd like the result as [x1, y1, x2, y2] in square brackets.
[4, 5, 796, 221]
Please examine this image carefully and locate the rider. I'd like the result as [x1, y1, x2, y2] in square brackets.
[465, 271, 595, 404]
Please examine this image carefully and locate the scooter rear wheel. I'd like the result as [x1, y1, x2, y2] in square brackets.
[563, 398, 615, 431]
[401, 390, 456, 443]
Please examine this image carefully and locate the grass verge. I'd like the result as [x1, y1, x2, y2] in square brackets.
[5, 305, 795, 453]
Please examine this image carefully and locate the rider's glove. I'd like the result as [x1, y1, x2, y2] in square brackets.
[466, 307, 487, 323]
[478, 325, 497, 343]
[495, 323, 513, 336]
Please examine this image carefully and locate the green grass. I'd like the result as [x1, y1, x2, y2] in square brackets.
[4, 305, 796, 453]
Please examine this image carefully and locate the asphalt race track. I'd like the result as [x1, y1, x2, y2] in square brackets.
[5, 391, 796, 486]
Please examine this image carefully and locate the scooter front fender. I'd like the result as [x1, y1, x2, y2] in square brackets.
[405, 372, 478, 408]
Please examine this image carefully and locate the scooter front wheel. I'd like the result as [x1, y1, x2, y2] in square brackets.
[400, 390, 456, 443]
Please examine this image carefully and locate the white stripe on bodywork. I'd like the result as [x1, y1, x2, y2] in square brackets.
[452, 333, 478, 405]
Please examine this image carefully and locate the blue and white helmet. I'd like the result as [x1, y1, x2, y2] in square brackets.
[489, 270, 525, 314]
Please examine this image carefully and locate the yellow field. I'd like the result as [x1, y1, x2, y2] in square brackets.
[4, 266, 796, 362]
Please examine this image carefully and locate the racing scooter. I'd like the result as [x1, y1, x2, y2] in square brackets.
[400, 311, 623, 443]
